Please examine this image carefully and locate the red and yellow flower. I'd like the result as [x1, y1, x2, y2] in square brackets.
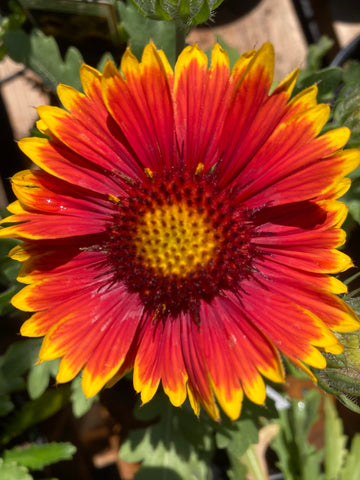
[1, 42, 359, 420]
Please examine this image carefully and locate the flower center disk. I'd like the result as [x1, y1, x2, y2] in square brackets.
[134, 203, 219, 277]
[107, 174, 254, 319]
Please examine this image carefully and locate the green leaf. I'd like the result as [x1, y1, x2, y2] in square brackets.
[341, 177, 360, 230]
[340, 434, 360, 480]
[270, 389, 323, 480]
[70, 375, 99, 418]
[306, 36, 334, 72]
[239, 444, 269, 480]
[0, 459, 32, 480]
[0, 385, 71, 446]
[216, 418, 258, 457]
[295, 67, 343, 103]
[0, 238, 21, 287]
[323, 397, 347, 480]
[4, 442, 76, 470]
[120, 393, 213, 480]
[0, 284, 22, 316]
[4, 29, 83, 92]
[118, 1, 177, 66]
[346, 197, 360, 225]
[0, 394, 14, 417]
[216, 418, 258, 480]
[192, 2, 212, 25]
[60, 47, 84, 90]
[0, 235, 22, 313]
[215, 399, 277, 479]
[332, 83, 360, 149]
[0, 0, 26, 61]
[0, 339, 42, 396]
[343, 60, 360, 86]
[27, 359, 60, 400]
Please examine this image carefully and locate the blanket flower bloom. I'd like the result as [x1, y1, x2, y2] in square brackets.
[1, 42, 360, 420]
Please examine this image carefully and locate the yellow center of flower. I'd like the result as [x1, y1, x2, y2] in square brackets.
[133, 203, 220, 276]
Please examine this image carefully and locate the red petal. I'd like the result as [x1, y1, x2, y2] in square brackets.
[174, 44, 230, 172]
[102, 46, 175, 173]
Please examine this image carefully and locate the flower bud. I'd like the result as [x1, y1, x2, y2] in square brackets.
[315, 329, 360, 413]
[130, 0, 224, 26]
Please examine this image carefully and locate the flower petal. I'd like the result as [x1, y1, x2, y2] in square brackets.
[102, 44, 175, 173]
[174, 43, 230, 171]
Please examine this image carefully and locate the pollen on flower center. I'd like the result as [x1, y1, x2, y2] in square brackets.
[133, 203, 220, 277]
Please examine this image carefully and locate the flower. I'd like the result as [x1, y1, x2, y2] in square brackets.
[1, 42, 360, 420]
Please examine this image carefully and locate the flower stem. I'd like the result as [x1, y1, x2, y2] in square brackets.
[240, 445, 268, 480]
[175, 20, 186, 59]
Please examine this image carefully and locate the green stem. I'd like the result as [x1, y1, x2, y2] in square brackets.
[240, 445, 267, 480]
[346, 286, 360, 298]
[175, 20, 186, 59]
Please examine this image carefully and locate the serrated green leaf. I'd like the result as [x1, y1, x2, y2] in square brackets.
[118, 2, 177, 66]
[0, 459, 32, 480]
[324, 397, 347, 480]
[31, 30, 83, 91]
[27, 359, 60, 400]
[0, 385, 71, 446]
[4, 442, 76, 470]
[216, 418, 258, 456]
[4, 29, 84, 92]
[295, 67, 343, 103]
[26, 30, 63, 89]
[0, 340, 42, 396]
[70, 375, 98, 418]
[120, 394, 213, 480]
[2, 29, 30, 63]
[60, 47, 83, 91]
[340, 434, 360, 480]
